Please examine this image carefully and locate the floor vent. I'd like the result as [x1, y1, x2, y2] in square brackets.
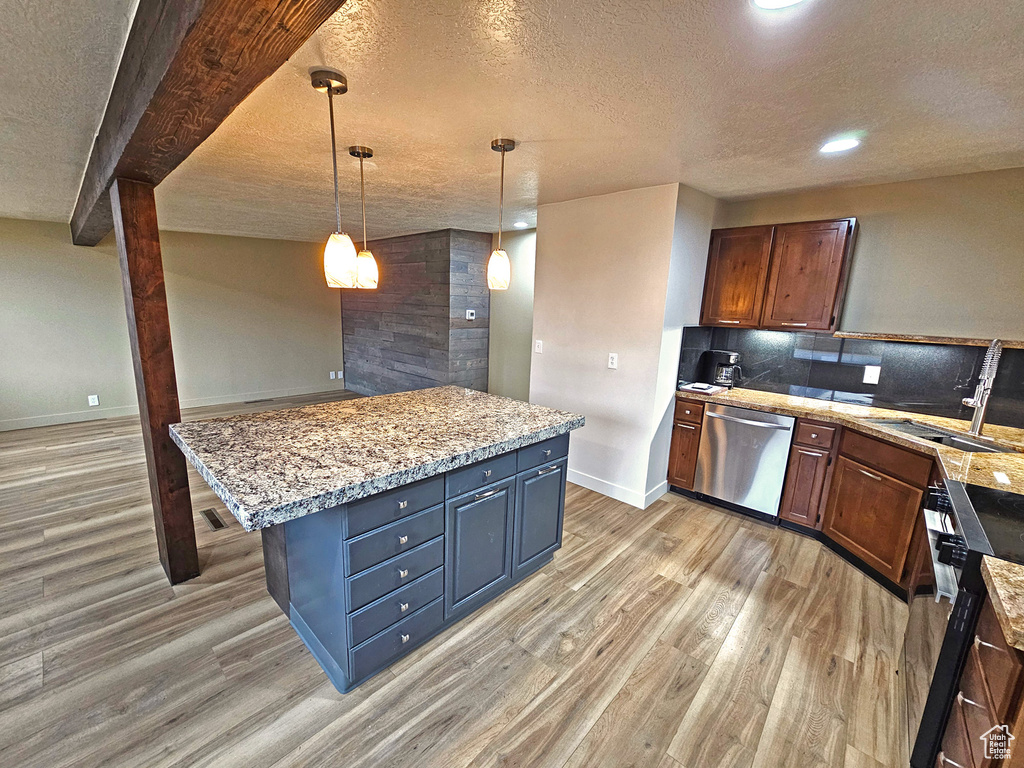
[200, 508, 228, 531]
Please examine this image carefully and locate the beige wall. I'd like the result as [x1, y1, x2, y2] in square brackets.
[715, 167, 1024, 339]
[0, 218, 345, 430]
[531, 184, 715, 508]
[487, 229, 536, 401]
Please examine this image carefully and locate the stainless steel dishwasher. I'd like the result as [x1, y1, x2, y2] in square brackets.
[692, 403, 795, 518]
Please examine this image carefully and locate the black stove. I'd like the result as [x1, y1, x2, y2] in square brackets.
[946, 481, 1024, 565]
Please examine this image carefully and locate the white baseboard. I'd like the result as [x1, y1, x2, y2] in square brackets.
[644, 480, 669, 507]
[0, 384, 349, 433]
[566, 468, 644, 509]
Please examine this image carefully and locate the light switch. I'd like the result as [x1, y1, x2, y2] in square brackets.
[330, 371, 336, 380]
[535, 340, 543, 353]
[863, 365, 881, 385]
[608, 353, 618, 370]
[465, 309, 476, 321]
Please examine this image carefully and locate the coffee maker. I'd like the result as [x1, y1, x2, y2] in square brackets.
[697, 350, 742, 388]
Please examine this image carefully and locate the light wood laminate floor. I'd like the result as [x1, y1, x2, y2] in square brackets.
[0, 392, 909, 768]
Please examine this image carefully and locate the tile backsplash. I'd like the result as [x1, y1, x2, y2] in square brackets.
[679, 327, 1024, 429]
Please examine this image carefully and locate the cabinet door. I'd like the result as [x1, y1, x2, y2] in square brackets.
[779, 444, 830, 529]
[512, 459, 567, 579]
[821, 456, 923, 582]
[760, 219, 853, 331]
[444, 478, 515, 617]
[700, 226, 774, 327]
[668, 420, 701, 490]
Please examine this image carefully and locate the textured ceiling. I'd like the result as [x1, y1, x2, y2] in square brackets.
[3, 0, 1024, 242]
[0, 0, 136, 223]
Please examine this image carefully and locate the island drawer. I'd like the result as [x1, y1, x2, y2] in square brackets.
[350, 597, 444, 683]
[348, 567, 444, 646]
[346, 475, 445, 539]
[347, 536, 444, 612]
[345, 504, 444, 576]
[518, 434, 569, 472]
[446, 453, 518, 498]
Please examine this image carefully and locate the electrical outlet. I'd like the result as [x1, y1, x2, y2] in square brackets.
[338, 370, 344, 379]
[534, 340, 543, 354]
[87, 394, 99, 407]
[330, 371, 336, 380]
[465, 309, 476, 321]
[863, 365, 881, 385]
[608, 353, 618, 370]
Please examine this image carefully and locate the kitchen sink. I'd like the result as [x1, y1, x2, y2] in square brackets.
[864, 418, 1016, 453]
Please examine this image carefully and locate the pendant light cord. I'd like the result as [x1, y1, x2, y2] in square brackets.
[497, 147, 505, 251]
[360, 156, 368, 251]
[328, 87, 342, 234]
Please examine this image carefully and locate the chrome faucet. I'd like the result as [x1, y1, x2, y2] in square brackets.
[963, 339, 1002, 437]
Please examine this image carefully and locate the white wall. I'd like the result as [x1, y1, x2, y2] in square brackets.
[531, 184, 715, 508]
[716, 167, 1024, 339]
[0, 218, 345, 431]
[487, 229, 536, 402]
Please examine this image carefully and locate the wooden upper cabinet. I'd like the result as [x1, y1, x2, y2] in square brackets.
[700, 218, 855, 331]
[760, 219, 855, 332]
[699, 226, 774, 327]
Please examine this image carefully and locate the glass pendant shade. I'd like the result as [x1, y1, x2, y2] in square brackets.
[487, 248, 511, 291]
[356, 250, 379, 289]
[324, 232, 359, 288]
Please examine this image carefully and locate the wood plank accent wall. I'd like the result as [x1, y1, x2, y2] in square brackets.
[341, 229, 492, 395]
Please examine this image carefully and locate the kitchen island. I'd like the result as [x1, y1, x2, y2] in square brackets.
[169, 386, 584, 692]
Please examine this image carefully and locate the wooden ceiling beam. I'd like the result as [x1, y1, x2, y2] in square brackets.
[70, 0, 347, 246]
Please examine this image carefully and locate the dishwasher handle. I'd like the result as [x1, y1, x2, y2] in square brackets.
[705, 411, 791, 431]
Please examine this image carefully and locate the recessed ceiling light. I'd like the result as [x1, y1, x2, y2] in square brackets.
[513, 221, 529, 229]
[820, 137, 861, 153]
[752, 0, 807, 9]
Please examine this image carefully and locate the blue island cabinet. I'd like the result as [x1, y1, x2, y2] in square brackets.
[279, 433, 570, 692]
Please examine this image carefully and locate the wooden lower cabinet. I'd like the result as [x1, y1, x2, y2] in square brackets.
[668, 420, 701, 490]
[779, 419, 837, 529]
[821, 454, 923, 582]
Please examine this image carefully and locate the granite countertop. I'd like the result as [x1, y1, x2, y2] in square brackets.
[170, 386, 584, 532]
[676, 386, 1024, 651]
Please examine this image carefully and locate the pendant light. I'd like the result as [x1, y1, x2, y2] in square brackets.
[311, 69, 358, 288]
[349, 146, 379, 289]
[488, 138, 516, 291]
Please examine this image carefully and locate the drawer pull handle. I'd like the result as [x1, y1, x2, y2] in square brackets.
[398, 569, 409, 579]
[400, 602, 409, 612]
[475, 489, 499, 501]
[543, 449, 552, 457]
[798, 449, 824, 458]
[957, 691, 985, 710]
[398, 535, 408, 545]
[720, 320, 740, 324]
[398, 500, 408, 510]
[676, 423, 697, 430]
[401, 633, 410, 644]
[975, 637, 1002, 652]
[938, 753, 965, 768]
[537, 465, 560, 476]
[858, 468, 883, 482]
[779, 322, 809, 327]
[483, 469, 492, 478]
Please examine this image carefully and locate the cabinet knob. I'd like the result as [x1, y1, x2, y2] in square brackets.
[398, 500, 408, 510]
[483, 469, 492, 478]
[398, 568, 409, 578]
[543, 449, 552, 457]
[685, 409, 691, 415]
[810, 433, 818, 439]
[398, 535, 408, 545]
[400, 602, 409, 612]
[401, 633, 410, 644]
